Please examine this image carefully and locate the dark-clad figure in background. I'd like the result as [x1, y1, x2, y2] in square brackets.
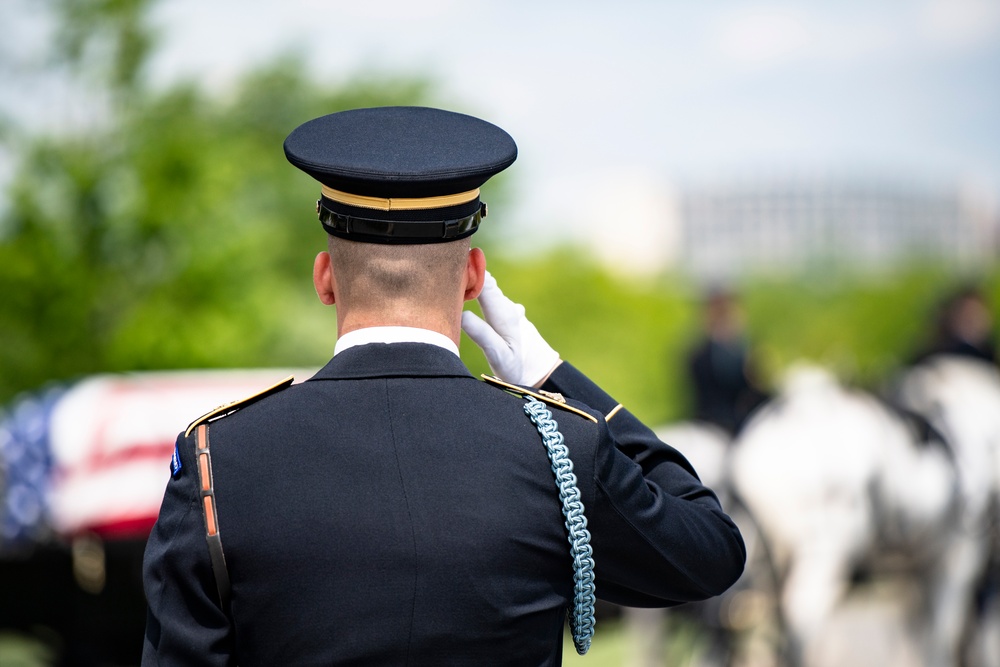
[686, 288, 768, 436]
[141, 107, 745, 666]
[913, 285, 997, 366]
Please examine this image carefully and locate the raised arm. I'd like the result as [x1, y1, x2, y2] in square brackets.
[462, 272, 745, 605]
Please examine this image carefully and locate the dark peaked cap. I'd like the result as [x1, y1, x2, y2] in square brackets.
[284, 106, 517, 244]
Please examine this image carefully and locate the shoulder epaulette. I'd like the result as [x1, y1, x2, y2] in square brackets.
[481, 375, 598, 423]
[185, 375, 295, 436]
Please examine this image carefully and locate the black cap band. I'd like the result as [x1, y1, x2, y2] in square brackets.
[318, 200, 485, 245]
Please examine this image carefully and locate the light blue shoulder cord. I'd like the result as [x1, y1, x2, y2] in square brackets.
[523, 398, 597, 655]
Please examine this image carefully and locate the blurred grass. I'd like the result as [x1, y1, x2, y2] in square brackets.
[560, 614, 710, 667]
[563, 620, 631, 666]
[0, 632, 55, 667]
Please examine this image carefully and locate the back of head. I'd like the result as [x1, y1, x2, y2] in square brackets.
[329, 235, 471, 315]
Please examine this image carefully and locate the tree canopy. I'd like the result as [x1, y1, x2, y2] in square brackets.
[0, 0, 440, 401]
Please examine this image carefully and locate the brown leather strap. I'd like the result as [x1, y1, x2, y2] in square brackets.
[195, 424, 232, 611]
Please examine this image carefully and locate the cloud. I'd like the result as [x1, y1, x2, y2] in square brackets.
[298, 0, 474, 21]
[710, 1, 1000, 72]
[713, 9, 813, 67]
[918, 0, 1000, 51]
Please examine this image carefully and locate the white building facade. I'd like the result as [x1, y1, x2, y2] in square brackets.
[678, 179, 999, 279]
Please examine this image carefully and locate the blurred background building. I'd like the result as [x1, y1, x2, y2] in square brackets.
[678, 177, 999, 279]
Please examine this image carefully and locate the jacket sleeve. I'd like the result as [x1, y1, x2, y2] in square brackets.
[541, 361, 746, 607]
[141, 432, 234, 666]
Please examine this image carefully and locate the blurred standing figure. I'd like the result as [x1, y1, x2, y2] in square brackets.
[914, 285, 997, 365]
[141, 107, 745, 666]
[686, 288, 767, 436]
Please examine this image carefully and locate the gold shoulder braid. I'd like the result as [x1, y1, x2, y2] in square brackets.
[481, 375, 597, 423]
[185, 375, 295, 436]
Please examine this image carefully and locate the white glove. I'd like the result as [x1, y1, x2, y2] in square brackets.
[461, 271, 561, 387]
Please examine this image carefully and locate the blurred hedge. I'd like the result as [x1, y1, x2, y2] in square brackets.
[467, 252, 1000, 427]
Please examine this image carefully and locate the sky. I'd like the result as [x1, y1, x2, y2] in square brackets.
[3, 0, 1000, 270]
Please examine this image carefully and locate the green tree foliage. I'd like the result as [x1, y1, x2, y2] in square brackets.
[48, 0, 157, 94]
[0, 53, 434, 401]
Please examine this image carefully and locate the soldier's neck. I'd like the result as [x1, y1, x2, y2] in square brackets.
[337, 308, 461, 348]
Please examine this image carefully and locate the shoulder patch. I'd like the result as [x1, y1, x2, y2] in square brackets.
[170, 441, 183, 478]
[185, 375, 295, 436]
[481, 375, 598, 423]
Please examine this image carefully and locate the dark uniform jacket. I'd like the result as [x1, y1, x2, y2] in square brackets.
[142, 342, 745, 666]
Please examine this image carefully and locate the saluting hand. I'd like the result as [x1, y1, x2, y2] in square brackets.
[461, 271, 561, 388]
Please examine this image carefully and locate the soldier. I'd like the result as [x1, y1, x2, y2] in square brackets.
[141, 106, 745, 666]
[912, 284, 997, 366]
[685, 287, 768, 436]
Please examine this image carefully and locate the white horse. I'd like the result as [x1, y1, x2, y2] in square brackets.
[622, 421, 785, 667]
[730, 364, 959, 667]
[892, 355, 1000, 667]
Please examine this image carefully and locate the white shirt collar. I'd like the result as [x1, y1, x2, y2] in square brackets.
[333, 326, 460, 358]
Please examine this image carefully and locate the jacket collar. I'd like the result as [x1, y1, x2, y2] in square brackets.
[307, 342, 475, 382]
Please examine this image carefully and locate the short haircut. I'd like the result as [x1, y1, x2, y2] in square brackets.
[328, 236, 471, 309]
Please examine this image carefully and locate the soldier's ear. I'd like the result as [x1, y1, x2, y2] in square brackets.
[313, 251, 336, 305]
[463, 247, 487, 302]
